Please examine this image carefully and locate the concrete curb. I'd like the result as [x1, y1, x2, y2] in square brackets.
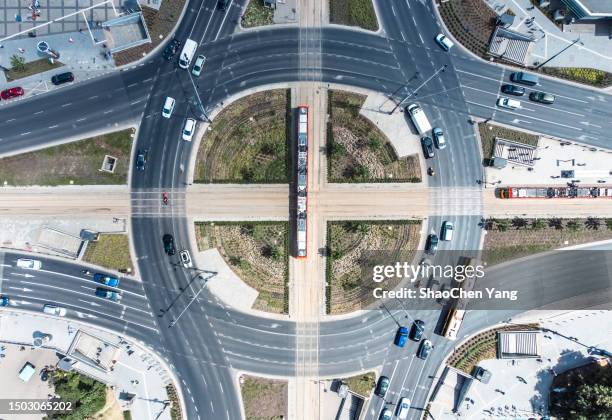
[0, 122, 137, 159]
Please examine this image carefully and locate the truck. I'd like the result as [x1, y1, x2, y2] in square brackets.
[405, 103, 432, 135]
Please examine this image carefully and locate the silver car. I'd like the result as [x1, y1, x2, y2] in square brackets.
[192, 55, 206, 77]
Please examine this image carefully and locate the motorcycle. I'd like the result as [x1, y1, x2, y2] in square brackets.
[162, 192, 169, 205]
[427, 167, 435, 176]
[82, 269, 92, 276]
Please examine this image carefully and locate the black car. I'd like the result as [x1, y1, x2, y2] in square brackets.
[163, 234, 176, 256]
[163, 38, 181, 61]
[529, 91, 555, 104]
[217, 0, 229, 10]
[410, 320, 425, 341]
[417, 339, 432, 360]
[501, 84, 525, 96]
[51, 72, 74, 85]
[375, 376, 390, 397]
[136, 149, 147, 171]
[420, 136, 435, 159]
[426, 234, 438, 255]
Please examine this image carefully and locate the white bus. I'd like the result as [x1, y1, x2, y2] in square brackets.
[179, 39, 198, 69]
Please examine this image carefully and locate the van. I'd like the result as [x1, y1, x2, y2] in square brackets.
[406, 103, 432, 135]
[51, 72, 74, 85]
[17, 258, 42, 270]
[441, 221, 454, 241]
[510, 72, 539, 86]
[179, 39, 198, 69]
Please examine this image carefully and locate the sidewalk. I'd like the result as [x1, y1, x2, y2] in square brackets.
[0, 29, 115, 98]
[483, 0, 612, 72]
[0, 310, 174, 420]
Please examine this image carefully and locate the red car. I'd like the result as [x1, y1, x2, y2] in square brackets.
[1, 87, 24, 100]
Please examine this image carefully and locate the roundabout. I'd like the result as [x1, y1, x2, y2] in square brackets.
[1, 0, 612, 419]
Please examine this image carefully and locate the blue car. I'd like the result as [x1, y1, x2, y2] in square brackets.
[94, 273, 120, 288]
[394, 326, 408, 347]
[95, 287, 121, 302]
[0, 295, 10, 307]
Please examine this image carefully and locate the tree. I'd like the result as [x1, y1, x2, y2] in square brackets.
[511, 217, 528, 229]
[48, 371, 106, 420]
[353, 164, 369, 180]
[585, 217, 601, 230]
[240, 224, 255, 236]
[531, 219, 546, 230]
[550, 364, 612, 419]
[261, 244, 279, 260]
[483, 218, 495, 231]
[496, 219, 510, 232]
[10, 54, 26, 72]
[548, 218, 563, 230]
[606, 219, 612, 231]
[342, 221, 369, 235]
[368, 137, 382, 150]
[566, 219, 581, 232]
[228, 255, 242, 266]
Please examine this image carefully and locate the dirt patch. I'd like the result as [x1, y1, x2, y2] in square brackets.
[194, 89, 289, 183]
[240, 375, 287, 420]
[478, 123, 539, 160]
[329, 0, 379, 31]
[242, 0, 274, 28]
[113, 1, 186, 66]
[83, 234, 134, 273]
[439, 0, 497, 58]
[326, 220, 421, 314]
[0, 129, 134, 186]
[447, 323, 539, 374]
[196, 222, 288, 313]
[328, 90, 421, 183]
[342, 372, 376, 397]
[483, 217, 612, 266]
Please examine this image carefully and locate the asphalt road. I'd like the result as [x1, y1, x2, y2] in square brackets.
[1, 0, 612, 419]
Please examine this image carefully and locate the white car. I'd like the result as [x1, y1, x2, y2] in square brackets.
[43, 304, 67, 317]
[179, 250, 193, 268]
[162, 96, 176, 119]
[16, 259, 42, 270]
[441, 221, 454, 241]
[182, 118, 196, 141]
[497, 97, 521, 109]
[396, 397, 411, 420]
[435, 33, 454, 51]
[192, 55, 206, 77]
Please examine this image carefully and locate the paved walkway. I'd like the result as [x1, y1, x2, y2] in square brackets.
[484, 0, 612, 72]
[457, 310, 612, 418]
[4, 184, 612, 219]
[0, 310, 174, 420]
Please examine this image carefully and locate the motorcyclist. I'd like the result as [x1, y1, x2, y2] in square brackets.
[162, 192, 169, 205]
[427, 167, 435, 176]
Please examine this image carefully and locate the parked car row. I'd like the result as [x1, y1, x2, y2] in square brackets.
[497, 72, 556, 110]
[1, 72, 73, 102]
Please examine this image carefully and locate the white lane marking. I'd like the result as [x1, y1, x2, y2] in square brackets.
[48, 124, 59, 129]
[61, 103, 72, 107]
[465, 101, 584, 130]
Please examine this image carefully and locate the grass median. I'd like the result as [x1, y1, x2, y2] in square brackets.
[0, 129, 133, 186]
[328, 90, 421, 183]
[240, 375, 288, 420]
[194, 89, 289, 183]
[83, 234, 134, 273]
[329, 0, 379, 31]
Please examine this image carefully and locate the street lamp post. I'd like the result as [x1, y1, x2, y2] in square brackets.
[534, 38, 583, 70]
[389, 64, 448, 114]
[168, 270, 216, 328]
